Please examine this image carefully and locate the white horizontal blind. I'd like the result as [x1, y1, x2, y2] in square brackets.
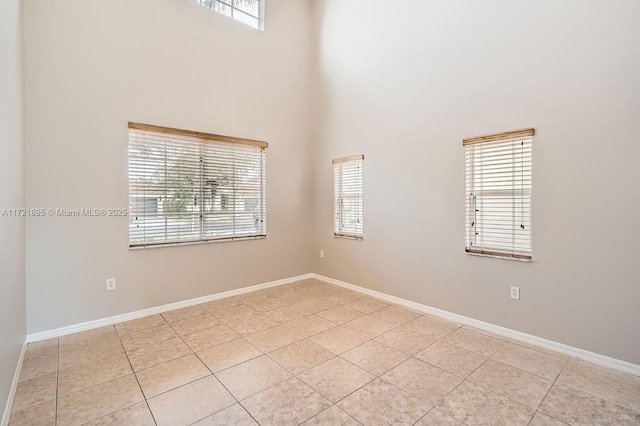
[128, 124, 267, 248]
[333, 155, 364, 239]
[192, 0, 264, 30]
[464, 129, 533, 260]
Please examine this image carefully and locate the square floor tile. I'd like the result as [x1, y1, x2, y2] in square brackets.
[136, 354, 211, 398]
[8, 400, 56, 426]
[245, 324, 304, 353]
[58, 351, 132, 396]
[18, 353, 57, 382]
[267, 340, 335, 375]
[147, 375, 235, 426]
[436, 381, 534, 425]
[161, 305, 206, 324]
[343, 297, 389, 314]
[182, 324, 239, 353]
[375, 325, 438, 355]
[316, 305, 365, 324]
[341, 340, 409, 376]
[415, 341, 485, 378]
[468, 359, 553, 409]
[492, 342, 567, 381]
[243, 296, 291, 313]
[440, 328, 506, 357]
[200, 297, 243, 315]
[56, 374, 144, 426]
[197, 338, 262, 373]
[58, 327, 119, 353]
[263, 305, 311, 323]
[242, 377, 331, 426]
[401, 315, 460, 340]
[227, 313, 280, 336]
[556, 359, 640, 412]
[382, 358, 462, 406]
[309, 326, 369, 355]
[370, 306, 420, 326]
[292, 298, 339, 314]
[126, 336, 193, 372]
[298, 357, 374, 402]
[170, 312, 221, 337]
[338, 379, 430, 426]
[284, 315, 336, 338]
[58, 342, 124, 371]
[539, 383, 640, 425]
[114, 314, 166, 336]
[12, 372, 57, 412]
[213, 304, 259, 323]
[215, 355, 291, 400]
[120, 323, 178, 352]
[24, 339, 58, 360]
[342, 315, 396, 339]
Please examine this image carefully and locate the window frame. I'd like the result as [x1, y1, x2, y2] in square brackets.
[463, 128, 534, 261]
[333, 155, 364, 240]
[128, 122, 268, 249]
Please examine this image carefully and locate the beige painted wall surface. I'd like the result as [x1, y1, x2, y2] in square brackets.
[24, 0, 313, 333]
[0, 0, 26, 415]
[311, 0, 640, 364]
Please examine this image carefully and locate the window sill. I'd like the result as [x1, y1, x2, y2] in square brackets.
[130, 235, 266, 250]
[465, 250, 532, 262]
[334, 233, 363, 240]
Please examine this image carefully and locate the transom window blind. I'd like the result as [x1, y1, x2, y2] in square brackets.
[128, 122, 267, 249]
[333, 155, 364, 239]
[464, 129, 533, 260]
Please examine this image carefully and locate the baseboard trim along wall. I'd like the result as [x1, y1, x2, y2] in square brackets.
[26, 273, 315, 343]
[311, 273, 640, 377]
[25, 272, 640, 377]
[1, 342, 27, 426]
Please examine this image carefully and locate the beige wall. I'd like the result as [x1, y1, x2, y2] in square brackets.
[21, 0, 640, 367]
[24, 0, 313, 332]
[0, 0, 26, 415]
[311, 0, 640, 364]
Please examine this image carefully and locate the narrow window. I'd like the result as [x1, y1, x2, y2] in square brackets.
[333, 155, 364, 239]
[192, 0, 265, 31]
[464, 129, 533, 260]
[128, 122, 267, 248]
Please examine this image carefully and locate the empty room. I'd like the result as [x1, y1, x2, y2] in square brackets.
[1, 0, 639, 425]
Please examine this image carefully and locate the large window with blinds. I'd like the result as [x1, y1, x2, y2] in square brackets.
[192, 0, 265, 31]
[128, 122, 267, 249]
[464, 129, 533, 260]
[333, 155, 364, 239]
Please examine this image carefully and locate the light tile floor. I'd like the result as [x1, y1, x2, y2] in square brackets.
[9, 278, 640, 425]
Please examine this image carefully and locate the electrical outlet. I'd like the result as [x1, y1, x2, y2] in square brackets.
[510, 286, 520, 300]
[106, 278, 116, 291]
[320, 250, 324, 258]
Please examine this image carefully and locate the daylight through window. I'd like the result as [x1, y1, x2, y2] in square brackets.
[464, 129, 533, 260]
[333, 155, 364, 239]
[128, 122, 267, 248]
[193, 0, 265, 30]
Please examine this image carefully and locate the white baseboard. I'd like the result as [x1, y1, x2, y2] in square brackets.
[23, 271, 639, 378]
[312, 273, 640, 377]
[26, 273, 314, 343]
[1, 341, 27, 426]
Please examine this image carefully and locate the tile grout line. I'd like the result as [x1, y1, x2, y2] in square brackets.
[116, 325, 160, 426]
